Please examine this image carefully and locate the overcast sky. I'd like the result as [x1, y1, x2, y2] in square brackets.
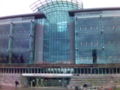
[0, 0, 120, 16]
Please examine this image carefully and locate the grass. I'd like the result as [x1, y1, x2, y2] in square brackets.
[115, 88, 120, 90]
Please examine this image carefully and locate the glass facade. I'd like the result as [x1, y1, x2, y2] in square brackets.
[0, 17, 35, 64]
[0, 5, 120, 88]
[0, 24, 10, 63]
[0, 0, 120, 66]
[31, 0, 83, 64]
[43, 23, 70, 63]
[75, 10, 120, 64]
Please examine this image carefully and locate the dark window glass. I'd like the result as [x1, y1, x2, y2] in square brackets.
[11, 22, 33, 64]
[0, 24, 10, 63]
[43, 23, 70, 63]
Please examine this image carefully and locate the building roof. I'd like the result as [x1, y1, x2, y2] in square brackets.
[0, 64, 120, 68]
[0, 13, 46, 20]
[30, 0, 83, 23]
[31, 0, 83, 12]
[69, 7, 120, 16]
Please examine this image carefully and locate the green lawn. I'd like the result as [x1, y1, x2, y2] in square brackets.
[115, 88, 120, 90]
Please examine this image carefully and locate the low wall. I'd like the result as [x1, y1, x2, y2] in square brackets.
[0, 73, 27, 87]
[68, 74, 120, 89]
[1, 73, 120, 89]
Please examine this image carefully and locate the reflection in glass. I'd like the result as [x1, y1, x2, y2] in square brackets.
[0, 22, 34, 64]
[75, 11, 120, 64]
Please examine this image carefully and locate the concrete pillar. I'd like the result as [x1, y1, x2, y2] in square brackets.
[36, 78, 39, 87]
[34, 24, 44, 64]
[68, 22, 75, 64]
[29, 21, 34, 64]
[8, 23, 13, 64]
[90, 68, 92, 74]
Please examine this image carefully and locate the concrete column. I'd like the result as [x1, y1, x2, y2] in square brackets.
[112, 68, 113, 74]
[90, 68, 92, 74]
[8, 23, 13, 64]
[29, 21, 34, 64]
[98, 67, 100, 74]
[34, 24, 44, 64]
[24, 68, 26, 73]
[68, 22, 75, 64]
[29, 68, 31, 73]
[30, 81, 33, 87]
[36, 78, 39, 87]
[79, 68, 81, 74]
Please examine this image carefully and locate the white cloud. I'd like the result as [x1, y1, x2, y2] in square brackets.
[0, 0, 35, 16]
[0, 0, 120, 16]
[83, 0, 120, 8]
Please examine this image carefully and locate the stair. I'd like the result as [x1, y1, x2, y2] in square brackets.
[68, 74, 120, 89]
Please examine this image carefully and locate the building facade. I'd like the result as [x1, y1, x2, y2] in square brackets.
[0, 13, 45, 64]
[31, 0, 83, 64]
[70, 8, 120, 64]
[1, 0, 120, 88]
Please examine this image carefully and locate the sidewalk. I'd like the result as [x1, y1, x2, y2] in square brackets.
[0, 86, 68, 90]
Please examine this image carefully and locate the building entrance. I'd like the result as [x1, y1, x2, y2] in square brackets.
[27, 77, 70, 87]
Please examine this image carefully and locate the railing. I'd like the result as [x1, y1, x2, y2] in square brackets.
[0, 66, 120, 74]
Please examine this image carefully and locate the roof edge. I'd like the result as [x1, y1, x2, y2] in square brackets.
[69, 7, 120, 16]
[0, 13, 46, 20]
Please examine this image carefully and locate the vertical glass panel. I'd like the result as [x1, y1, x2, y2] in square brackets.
[43, 22, 70, 64]
[0, 24, 10, 63]
[0, 37, 9, 49]
[0, 51, 9, 63]
[102, 17, 120, 63]
[12, 22, 33, 64]
[0, 24, 9, 49]
[75, 17, 102, 64]
[75, 10, 120, 64]
[12, 22, 30, 52]
[11, 51, 30, 63]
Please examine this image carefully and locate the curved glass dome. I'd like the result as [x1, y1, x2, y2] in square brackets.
[31, 0, 83, 64]
[31, 0, 83, 23]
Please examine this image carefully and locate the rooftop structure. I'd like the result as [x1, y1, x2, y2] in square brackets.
[0, 0, 120, 88]
[31, 0, 82, 23]
[31, 0, 83, 64]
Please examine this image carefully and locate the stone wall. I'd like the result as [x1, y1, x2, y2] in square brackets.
[68, 74, 120, 89]
[0, 73, 26, 87]
[1, 73, 120, 89]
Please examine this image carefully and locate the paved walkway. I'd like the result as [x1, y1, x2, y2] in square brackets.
[0, 87, 68, 90]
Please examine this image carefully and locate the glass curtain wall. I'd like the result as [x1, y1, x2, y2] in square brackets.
[102, 15, 120, 63]
[0, 20, 35, 64]
[43, 21, 70, 63]
[75, 10, 120, 64]
[75, 14, 103, 64]
[0, 24, 10, 63]
[32, 0, 83, 64]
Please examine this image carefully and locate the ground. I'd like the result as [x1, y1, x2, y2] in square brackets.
[1, 86, 120, 90]
[115, 88, 120, 90]
[0, 87, 68, 90]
